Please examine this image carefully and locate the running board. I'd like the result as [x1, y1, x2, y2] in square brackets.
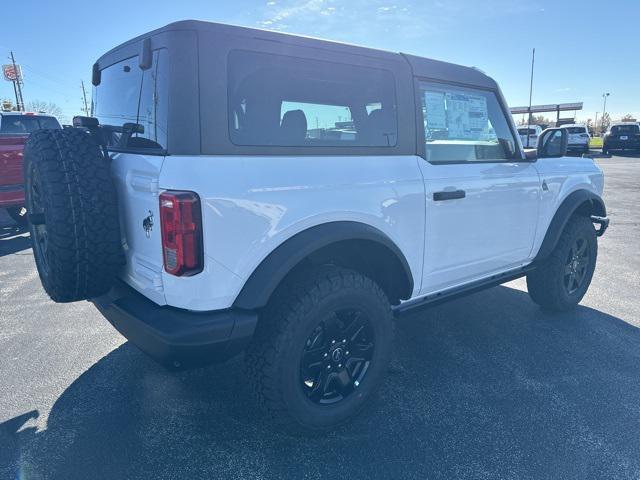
[393, 265, 536, 316]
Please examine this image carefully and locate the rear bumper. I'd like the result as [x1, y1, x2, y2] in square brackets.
[605, 140, 640, 150]
[0, 184, 24, 207]
[91, 280, 258, 369]
[567, 143, 589, 150]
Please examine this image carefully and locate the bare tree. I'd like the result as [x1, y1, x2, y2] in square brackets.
[26, 100, 63, 119]
[599, 112, 611, 133]
[517, 114, 549, 126]
[620, 114, 636, 122]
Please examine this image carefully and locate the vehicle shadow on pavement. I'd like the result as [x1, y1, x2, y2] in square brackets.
[0, 222, 31, 257]
[2, 286, 640, 479]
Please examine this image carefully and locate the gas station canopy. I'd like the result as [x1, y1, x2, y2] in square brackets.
[510, 103, 583, 122]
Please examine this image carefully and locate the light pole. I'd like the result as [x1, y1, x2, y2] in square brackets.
[601, 92, 610, 134]
[594, 112, 598, 137]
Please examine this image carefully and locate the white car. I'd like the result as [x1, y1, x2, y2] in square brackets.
[23, 20, 609, 433]
[564, 123, 591, 154]
[517, 124, 542, 148]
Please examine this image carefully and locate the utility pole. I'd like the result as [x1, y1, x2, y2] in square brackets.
[601, 92, 610, 134]
[594, 112, 598, 137]
[81, 80, 90, 116]
[526, 48, 535, 147]
[10, 51, 24, 111]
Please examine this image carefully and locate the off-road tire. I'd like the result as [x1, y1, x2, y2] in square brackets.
[6, 206, 27, 226]
[23, 129, 123, 302]
[527, 215, 597, 311]
[245, 266, 394, 434]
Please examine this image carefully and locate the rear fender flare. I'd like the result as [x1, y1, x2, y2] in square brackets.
[232, 221, 414, 310]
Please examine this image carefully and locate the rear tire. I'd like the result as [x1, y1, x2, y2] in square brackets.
[6, 206, 27, 226]
[245, 266, 394, 433]
[23, 129, 123, 302]
[527, 215, 597, 311]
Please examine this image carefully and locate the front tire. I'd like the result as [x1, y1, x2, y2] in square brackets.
[245, 266, 394, 433]
[527, 215, 597, 311]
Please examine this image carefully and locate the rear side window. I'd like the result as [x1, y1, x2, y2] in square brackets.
[227, 50, 398, 147]
[418, 81, 517, 163]
[92, 49, 168, 152]
[0, 115, 61, 135]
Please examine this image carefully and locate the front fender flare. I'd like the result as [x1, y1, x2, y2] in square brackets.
[232, 221, 414, 310]
[535, 189, 606, 262]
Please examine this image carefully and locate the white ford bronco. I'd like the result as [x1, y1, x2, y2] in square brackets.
[23, 21, 608, 432]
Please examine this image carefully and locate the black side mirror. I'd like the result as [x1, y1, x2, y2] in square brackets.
[91, 63, 101, 86]
[139, 38, 152, 70]
[537, 128, 568, 158]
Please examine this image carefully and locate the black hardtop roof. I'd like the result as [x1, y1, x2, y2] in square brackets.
[96, 20, 498, 90]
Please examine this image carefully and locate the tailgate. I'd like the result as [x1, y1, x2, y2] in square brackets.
[110, 152, 166, 305]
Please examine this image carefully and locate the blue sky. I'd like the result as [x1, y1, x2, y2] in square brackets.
[2, 0, 638, 124]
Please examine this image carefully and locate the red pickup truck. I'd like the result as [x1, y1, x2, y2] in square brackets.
[1, 112, 62, 224]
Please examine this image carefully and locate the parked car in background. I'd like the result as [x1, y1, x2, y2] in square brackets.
[564, 124, 590, 155]
[517, 124, 542, 148]
[603, 122, 640, 155]
[0, 112, 61, 224]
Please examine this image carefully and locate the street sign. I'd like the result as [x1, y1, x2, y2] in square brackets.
[2, 64, 23, 82]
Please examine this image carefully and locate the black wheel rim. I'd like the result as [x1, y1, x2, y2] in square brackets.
[300, 309, 375, 405]
[28, 165, 50, 277]
[564, 236, 590, 295]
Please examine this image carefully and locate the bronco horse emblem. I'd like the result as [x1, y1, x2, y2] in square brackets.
[142, 211, 154, 238]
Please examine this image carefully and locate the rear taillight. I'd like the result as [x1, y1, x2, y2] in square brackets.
[159, 191, 203, 276]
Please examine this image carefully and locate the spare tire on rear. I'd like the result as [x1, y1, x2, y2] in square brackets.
[23, 128, 123, 302]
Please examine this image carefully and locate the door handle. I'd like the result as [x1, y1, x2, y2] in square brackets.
[433, 190, 466, 201]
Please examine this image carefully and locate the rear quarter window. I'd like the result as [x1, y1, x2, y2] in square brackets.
[227, 50, 398, 148]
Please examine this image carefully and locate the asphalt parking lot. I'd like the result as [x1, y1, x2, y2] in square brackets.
[1, 154, 639, 480]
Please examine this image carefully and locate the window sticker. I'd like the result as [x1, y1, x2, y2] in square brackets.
[444, 92, 488, 140]
[424, 91, 447, 130]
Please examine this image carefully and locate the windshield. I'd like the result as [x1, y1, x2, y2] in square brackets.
[518, 128, 537, 135]
[611, 125, 639, 135]
[566, 127, 587, 134]
[0, 115, 61, 135]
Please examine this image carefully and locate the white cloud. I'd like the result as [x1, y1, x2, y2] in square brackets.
[255, 0, 547, 47]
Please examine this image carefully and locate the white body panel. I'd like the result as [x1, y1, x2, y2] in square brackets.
[418, 160, 540, 293]
[110, 152, 604, 312]
[530, 156, 604, 254]
[110, 152, 166, 305]
[155, 155, 426, 311]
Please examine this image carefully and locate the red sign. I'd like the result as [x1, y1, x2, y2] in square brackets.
[2, 64, 22, 82]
